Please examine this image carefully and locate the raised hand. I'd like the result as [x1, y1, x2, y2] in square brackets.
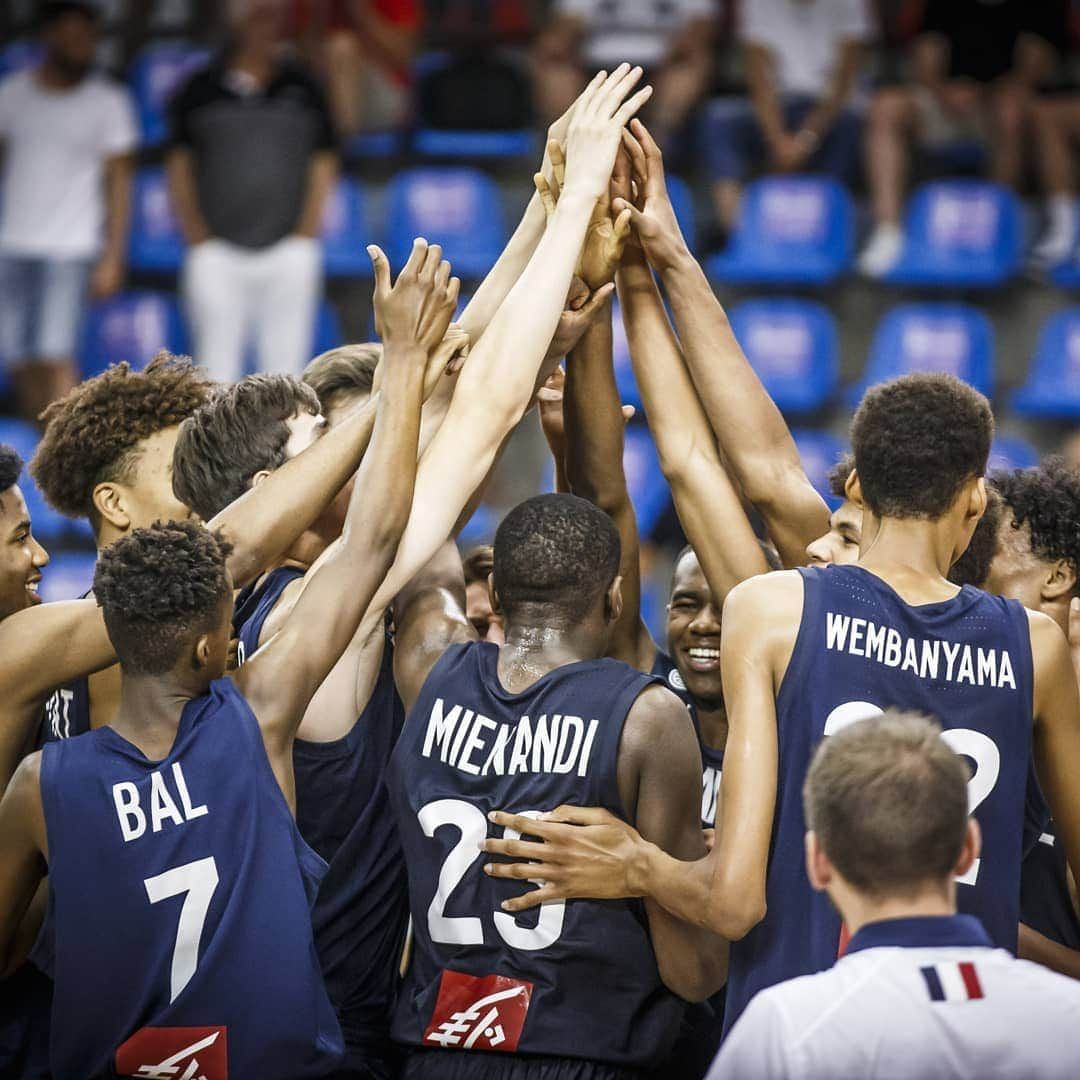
[423, 324, 469, 401]
[613, 119, 691, 273]
[560, 64, 653, 204]
[369, 239, 460, 356]
[544, 282, 615, 364]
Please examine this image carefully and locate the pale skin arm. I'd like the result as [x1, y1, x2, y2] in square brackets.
[165, 147, 210, 244]
[483, 571, 802, 941]
[615, 121, 830, 567]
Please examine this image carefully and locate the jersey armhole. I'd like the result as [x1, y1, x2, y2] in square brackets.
[774, 569, 814, 721]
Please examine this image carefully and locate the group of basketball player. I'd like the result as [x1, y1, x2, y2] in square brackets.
[1, 63, 1080, 1080]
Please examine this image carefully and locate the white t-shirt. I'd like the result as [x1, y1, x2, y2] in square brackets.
[557, 0, 716, 68]
[741, 0, 872, 97]
[709, 920, 1080, 1079]
[0, 68, 138, 259]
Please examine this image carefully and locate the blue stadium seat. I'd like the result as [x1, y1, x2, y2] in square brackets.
[706, 176, 855, 285]
[1048, 261, 1080, 290]
[321, 178, 371, 278]
[666, 175, 696, 252]
[0, 418, 78, 544]
[792, 429, 847, 509]
[623, 423, 671, 539]
[342, 130, 406, 160]
[413, 129, 537, 159]
[883, 181, 1023, 288]
[988, 437, 1040, 474]
[1012, 309, 1080, 419]
[80, 291, 189, 378]
[128, 167, 186, 273]
[385, 168, 506, 279]
[130, 44, 211, 147]
[458, 504, 499, 548]
[312, 302, 343, 356]
[848, 303, 995, 406]
[729, 299, 838, 413]
[39, 550, 98, 604]
[611, 297, 643, 412]
[0, 40, 42, 76]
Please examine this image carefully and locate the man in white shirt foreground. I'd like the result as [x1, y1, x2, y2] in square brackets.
[709, 710, 1080, 1080]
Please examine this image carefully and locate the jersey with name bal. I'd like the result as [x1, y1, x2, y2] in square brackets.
[388, 641, 685, 1067]
[233, 566, 409, 1060]
[39, 678, 343, 1080]
[725, 564, 1034, 1032]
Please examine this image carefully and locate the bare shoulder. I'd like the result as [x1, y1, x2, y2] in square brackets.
[1027, 606, 1068, 655]
[8, 750, 43, 796]
[723, 569, 804, 630]
[623, 683, 697, 750]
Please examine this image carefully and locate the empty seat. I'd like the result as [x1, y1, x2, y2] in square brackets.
[385, 168, 506, 279]
[988, 437, 1040, 474]
[128, 167, 186, 273]
[729, 298, 839, 413]
[706, 176, 855, 285]
[883, 181, 1023, 288]
[666, 175, 697, 252]
[80, 291, 189, 378]
[0, 40, 42, 76]
[0, 419, 78, 544]
[623, 423, 671, 539]
[321, 178, 371, 278]
[129, 44, 211, 146]
[849, 303, 995, 406]
[792, 429, 847, 509]
[1012, 309, 1080, 419]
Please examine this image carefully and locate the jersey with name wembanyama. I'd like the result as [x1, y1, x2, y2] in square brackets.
[725, 564, 1034, 1033]
[389, 641, 685, 1068]
[39, 678, 343, 1079]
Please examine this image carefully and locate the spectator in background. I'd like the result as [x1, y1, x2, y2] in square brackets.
[703, 0, 870, 239]
[533, 0, 715, 150]
[291, 0, 420, 138]
[858, 0, 1066, 278]
[1031, 94, 1080, 268]
[0, 1, 136, 424]
[167, 0, 338, 385]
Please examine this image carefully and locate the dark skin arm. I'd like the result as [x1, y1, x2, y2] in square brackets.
[165, 147, 210, 245]
[483, 572, 802, 941]
[237, 240, 457, 807]
[615, 121, 830, 567]
[1019, 922, 1080, 979]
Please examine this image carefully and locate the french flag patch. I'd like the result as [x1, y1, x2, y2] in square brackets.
[921, 962, 984, 1002]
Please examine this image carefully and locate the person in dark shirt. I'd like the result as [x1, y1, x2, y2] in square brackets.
[167, 0, 338, 384]
[859, 0, 1067, 277]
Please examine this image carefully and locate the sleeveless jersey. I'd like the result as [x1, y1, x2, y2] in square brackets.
[651, 650, 724, 829]
[389, 641, 685, 1068]
[235, 564, 409, 1063]
[726, 564, 1034, 1033]
[39, 678, 343, 1079]
[1021, 820, 1080, 951]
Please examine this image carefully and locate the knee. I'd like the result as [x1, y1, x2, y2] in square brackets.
[869, 87, 913, 131]
[992, 89, 1028, 137]
[325, 31, 360, 68]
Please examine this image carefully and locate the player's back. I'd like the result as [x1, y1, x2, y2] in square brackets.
[727, 563, 1034, 1031]
[388, 640, 685, 1069]
[39, 678, 343, 1079]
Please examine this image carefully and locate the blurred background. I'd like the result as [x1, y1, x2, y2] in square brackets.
[3, 0, 1080, 636]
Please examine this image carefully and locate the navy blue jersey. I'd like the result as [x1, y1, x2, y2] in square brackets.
[651, 650, 723, 829]
[389, 641, 684, 1068]
[38, 676, 91, 745]
[39, 678, 343, 1079]
[726, 564, 1034, 1033]
[1022, 821, 1080, 951]
[235, 564, 409, 1066]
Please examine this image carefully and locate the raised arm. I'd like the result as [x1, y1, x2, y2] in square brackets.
[615, 121, 830, 567]
[238, 240, 455, 763]
[368, 66, 654, 621]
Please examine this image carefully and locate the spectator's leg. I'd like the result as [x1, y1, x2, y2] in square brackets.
[253, 236, 323, 375]
[703, 98, 761, 234]
[1032, 97, 1080, 265]
[989, 81, 1029, 189]
[812, 108, 862, 182]
[0, 255, 40, 422]
[649, 40, 713, 150]
[182, 240, 250, 385]
[325, 29, 365, 138]
[858, 87, 918, 276]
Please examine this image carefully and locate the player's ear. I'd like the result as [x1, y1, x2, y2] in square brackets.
[966, 477, 988, 523]
[1042, 559, 1077, 602]
[249, 469, 272, 490]
[193, 633, 212, 671]
[487, 573, 502, 615]
[92, 481, 131, 532]
[844, 467, 865, 509]
[804, 831, 831, 892]
[606, 575, 623, 624]
[954, 818, 981, 881]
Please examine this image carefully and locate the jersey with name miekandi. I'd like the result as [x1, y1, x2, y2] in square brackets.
[724, 564, 1034, 1034]
[38, 678, 343, 1080]
[388, 640, 686, 1068]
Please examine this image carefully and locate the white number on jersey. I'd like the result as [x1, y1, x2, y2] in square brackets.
[144, 856, 219, 1002]
[823, 702, 1000, 885]
[419, 798, 566, 951]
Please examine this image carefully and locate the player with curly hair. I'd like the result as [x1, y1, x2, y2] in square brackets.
[0, 239, 455, 1078]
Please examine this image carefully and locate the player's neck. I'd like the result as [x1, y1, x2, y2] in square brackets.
[112, 673, 198, 762]
[857, 515, 960, 583]
[836, 883, 956, 939]
[497, 623, 601, 693]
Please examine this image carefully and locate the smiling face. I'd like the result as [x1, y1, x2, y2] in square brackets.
[665, 549, 724, 706]
[0, 484, 48, 619]
[805, 499, 863, 565]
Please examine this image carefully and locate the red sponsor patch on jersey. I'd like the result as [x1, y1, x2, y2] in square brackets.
[115, 1025, 228, 1079]
[422, 970, 533, 1052]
